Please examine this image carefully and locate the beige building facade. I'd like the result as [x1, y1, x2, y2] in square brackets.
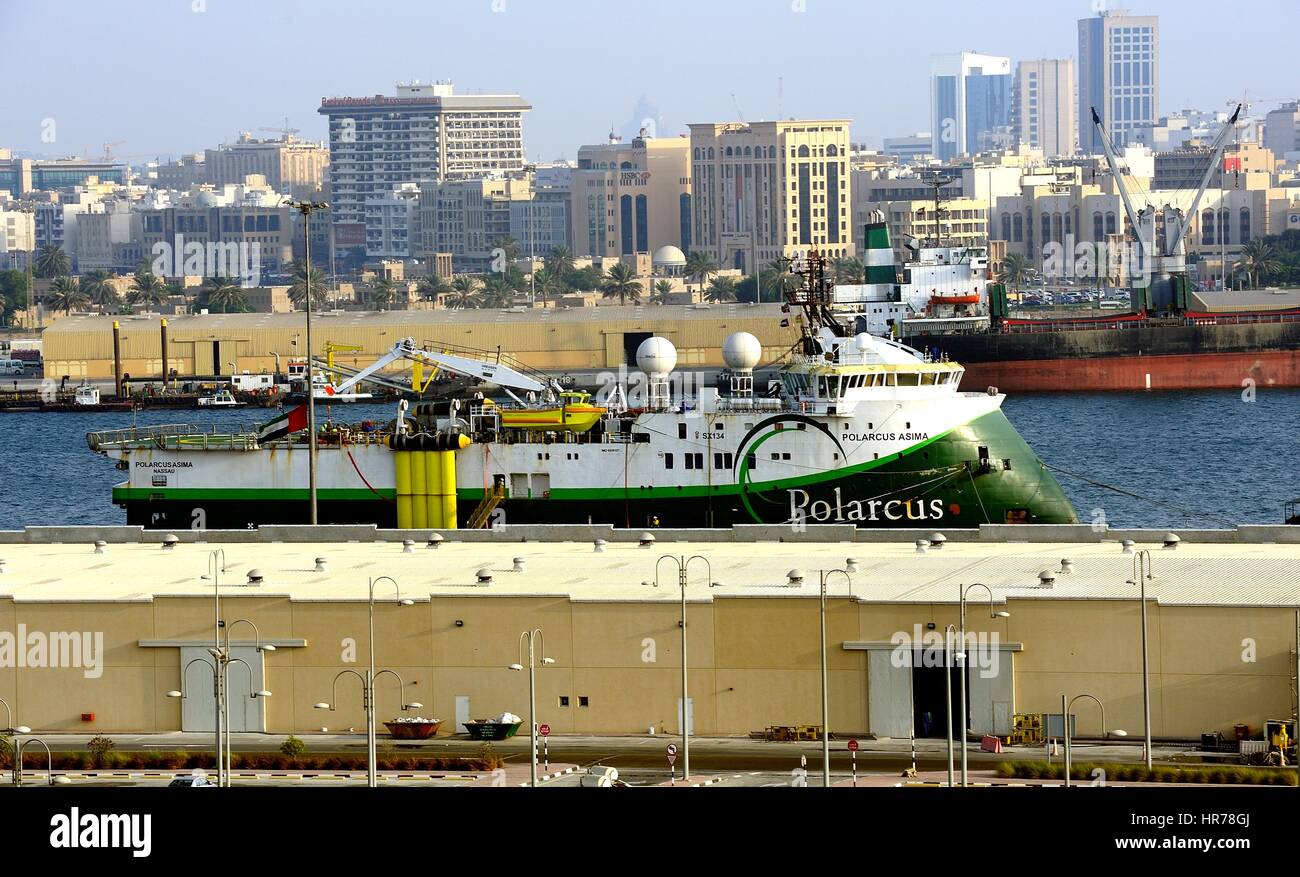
[0, 527, 1296, 741]
[689, 120, 854, 273]
[1012, 59, 1077, 158]
[569, 136, 691, 259]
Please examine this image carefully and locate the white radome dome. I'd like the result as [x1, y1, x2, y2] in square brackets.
[651, 245, 687, 268]
[636, 336, 678, 376]
[722, 331, 762, 371]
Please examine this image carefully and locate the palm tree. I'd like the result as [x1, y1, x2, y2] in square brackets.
[544, 246, 575, 288]
[831, 255, 865, 284]
[35, 245, 70, 279]
[448, 275, 479, 308]
[368, 277, 396, 310]
[600, 262, 642, 305]
[127, 269, 168, 308]
[288, 260, 329, 309]
[47, 275, 89, 314]
[997, 252, 1032, 291]
[652, 279, 675, 305]
[1238, 238, 1281, 289]
[80, 269, 120, 311]
[416, 267, 450, 302]
[685, 251, 719, 298]
[201, 275, 246, 313]
[532, 266, 564, 303]
[476, 272, 514, 309]
[761, 259, 801, 301]
[705, 276, 738, 303]
[489, 236, 519, 265]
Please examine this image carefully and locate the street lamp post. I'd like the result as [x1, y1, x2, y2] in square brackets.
[1, 698, 31, 785]
[1062, 693, 1126, 787]
[167, 656, 271, 787]
[654, 554, 717, 784]
[1126, 549, 1154, 769]
[958, 583, 1011, 787]
[315, 576, 417, 788]
[943, 624, 960, 788]
[509, 629, 555, 787]
[14, 737, 53, 787]
[818, 564, 856, 788]
[286, 199, 329, 525]
[218, 619, 275, 784]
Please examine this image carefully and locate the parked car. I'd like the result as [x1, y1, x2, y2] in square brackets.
[168, 774, 215, 788]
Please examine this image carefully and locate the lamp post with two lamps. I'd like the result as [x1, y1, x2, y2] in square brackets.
[314, 576, 419, 787]
[509, 629, 555, 787]
[167, 655, 271, 787]
[651, 554, 718, 784]
[285, 198, 329, 525]
[958, 583, 1011, 787]
[1062, 693, 1126, 787]
[1126, 548, 1154, 769]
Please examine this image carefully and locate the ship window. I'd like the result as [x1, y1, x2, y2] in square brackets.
[714, 452, 723, 469]
[746, 453, 756, 469]
[665, 453, 674, 470]
[559, 696, 570, 707]
[782, 452, 791, 461]
[1003, 458, 1012, 470]
[693, 453, 703, 469]
[771, 452, 780, 460]
[921, 373, 938, 385]
[678, 423, 687, 439]
[896, 373, 920, 386]
[579, 696, 589, 707]
[884, 374, 897, 387]
[685, 455, 695, 470]
[714, 423, 723, 431]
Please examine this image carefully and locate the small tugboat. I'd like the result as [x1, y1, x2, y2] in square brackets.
[196, 389, 244, 408]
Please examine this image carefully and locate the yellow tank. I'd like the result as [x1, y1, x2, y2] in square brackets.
[439, 450, 458, 529]
[425, 450, 443, 528]
[410, 450, 428, 529]
[394, 450, 413, 529]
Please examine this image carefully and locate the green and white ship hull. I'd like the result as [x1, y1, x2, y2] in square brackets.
[90, 330, 1078, 530]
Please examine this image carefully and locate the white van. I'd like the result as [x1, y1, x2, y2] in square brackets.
[0, 359, 25, 376]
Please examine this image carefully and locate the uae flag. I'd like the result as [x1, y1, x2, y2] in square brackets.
[256, 403, 309, 443]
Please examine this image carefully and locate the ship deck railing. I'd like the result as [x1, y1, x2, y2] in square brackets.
[87, 423, 260, 452]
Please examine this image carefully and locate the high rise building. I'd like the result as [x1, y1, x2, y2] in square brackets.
[416, 172, 550, 273]
[318, 81, 530, 254]
[930, 53, 1012, 161]
[1011, 59, 1077, 157]
[689, 120, 854, 273]
[569, 134, 691, 259]
[1264, 102, 1300, 160]
[1078, 9, 1160, 152]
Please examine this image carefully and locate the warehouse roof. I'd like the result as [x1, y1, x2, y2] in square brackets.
[42, 303, 787, 335]
[0, 525, 1297, 607]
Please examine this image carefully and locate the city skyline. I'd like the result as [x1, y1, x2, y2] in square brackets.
[2, 0, 1295, 163]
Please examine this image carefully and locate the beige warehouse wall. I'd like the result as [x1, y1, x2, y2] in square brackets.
[2, 593, 1295, 739]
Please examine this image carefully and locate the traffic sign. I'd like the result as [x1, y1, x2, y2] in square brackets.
[847, 739, 859, 752]
[539, 723, 550, 737]
[667, 743, 677, 756]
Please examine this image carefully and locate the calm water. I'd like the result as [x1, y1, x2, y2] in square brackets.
[0, 392, 1296, 531]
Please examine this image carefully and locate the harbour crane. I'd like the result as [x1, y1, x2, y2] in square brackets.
[328, 337, 560, 404]
[1090, 103, 1241, 313]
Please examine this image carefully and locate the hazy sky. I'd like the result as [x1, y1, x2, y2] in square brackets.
[1, 0, 1294, 163]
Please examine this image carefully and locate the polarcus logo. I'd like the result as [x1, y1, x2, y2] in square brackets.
[789, 487, 946, 523]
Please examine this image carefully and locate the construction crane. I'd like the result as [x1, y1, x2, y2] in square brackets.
[101, 141, 126, 162]
[731, 93, 745, 123]
[260, 117, 300, 139]
[1091, 103, 1241, 313]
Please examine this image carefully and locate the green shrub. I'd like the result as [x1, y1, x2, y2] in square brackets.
[87, 734, 115, 767]
[279, 735, 307, 757]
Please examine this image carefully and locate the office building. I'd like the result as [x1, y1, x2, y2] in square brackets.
[1012, 59, 1077, 157]
[881, 133, 933, 165]
[205, 133, 330, 196]
[1079, 9, 1160, 152]
[1264, 103, 1300, 160]
[689, 119, 854, 272]
[930, 53, 1012, 161]
[569, 135, 691, 259]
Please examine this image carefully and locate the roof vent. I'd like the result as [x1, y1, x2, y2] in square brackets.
[594, 539, 607, 553]
[93, 540, 107, 555]
[928, 532, 946, 549]
[162, 534, 179, 550]
[845, 558, 860, 574]
[402, 539, 415, 553]
[246, 569, 264, 585]
[915, 539, 930, 554]
[786, 569, 804, 586]
[638, 531, 656, 547]
[314, 557, 327, 572]
[1162, 532, 1181, 550]
[513, 557, 526, 573]
[427, 533, 444, 549]
[1058, 558, 1074, 574]
[1121, 539, 1135, 554]
[1037, 569, 1055, 588]
[476, 568, 493, 585]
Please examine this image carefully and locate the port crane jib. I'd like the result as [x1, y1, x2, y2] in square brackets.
[328, 338, 557, 401]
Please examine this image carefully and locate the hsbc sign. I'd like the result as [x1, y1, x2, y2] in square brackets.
[1289, 212, 1300, 229]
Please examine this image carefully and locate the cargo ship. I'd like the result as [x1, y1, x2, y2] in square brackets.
[87, 259, 1077, 530]
[834, 105, 1300, 392]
